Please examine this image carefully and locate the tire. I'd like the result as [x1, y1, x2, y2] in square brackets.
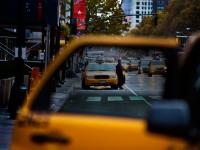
[148, 72, 152, 77]
[138, 69, 141, 74]
[111, 85, 118, 89]
[82, 80, 89, 89]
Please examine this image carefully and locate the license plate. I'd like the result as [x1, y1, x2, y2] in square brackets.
[99, 80, 106, 84]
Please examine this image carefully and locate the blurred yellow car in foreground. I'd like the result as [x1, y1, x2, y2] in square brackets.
[81, 63, 118, 89]
[10, 35, 191, 150]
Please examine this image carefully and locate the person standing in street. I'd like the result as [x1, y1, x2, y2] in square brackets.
[116, 59, 124, 89]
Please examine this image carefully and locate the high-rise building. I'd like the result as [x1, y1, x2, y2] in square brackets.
[132, 0, 153, 27]
[122, 0, 133, 27]
[157, 0, 170, 11]
[122, 0, 153, 28]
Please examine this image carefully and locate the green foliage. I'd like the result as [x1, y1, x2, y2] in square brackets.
[129, 16, 154, 36]
[86, 0, 130, 34]
[156, 0, 200, 36]
[130, 0, 200, 37]
[60, 24, 70, 36]
[60, 0, 68, 16]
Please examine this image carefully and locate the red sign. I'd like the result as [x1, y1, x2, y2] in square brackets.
[74, 0, 86, 30]
[37, 0, 43, 21]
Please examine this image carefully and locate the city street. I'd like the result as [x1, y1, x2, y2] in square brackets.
[60, 71, 165, 118]
[0, 0, 198, 149]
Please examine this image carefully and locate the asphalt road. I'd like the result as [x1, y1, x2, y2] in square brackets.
[60, 71, 165, 118]
[125, 71, 164, 101]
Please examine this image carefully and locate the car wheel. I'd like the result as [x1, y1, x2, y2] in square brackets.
[138, 69, 141, 74]
[111, 85, 118, 89]
[82, 80, 89, 89]
[148, 72, 152, 77]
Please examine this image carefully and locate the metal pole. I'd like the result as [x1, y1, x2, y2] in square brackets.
[17, 0, 25, 58]
[153, 0, 157, 26]
[45, 25, 50, 69]
[70, 0, 74, 25]
[8, 0, 26, 119]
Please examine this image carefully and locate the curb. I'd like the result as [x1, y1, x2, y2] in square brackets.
[50, 78, 79, 112]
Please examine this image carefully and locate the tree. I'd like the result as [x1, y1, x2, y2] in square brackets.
[86, 0, 130, 34]
[60, 0, 70, 16]
[58, 0, 70, 37]
[129, 11, 166, 36]
[130, 0, 200, 37]
[129, 16, 154, 36]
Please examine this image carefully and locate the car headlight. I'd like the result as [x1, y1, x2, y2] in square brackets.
[110, 75, 117, 78]
[87, 76, 94, 79]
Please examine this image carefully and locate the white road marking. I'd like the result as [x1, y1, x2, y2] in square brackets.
[124, 84, 152, 107]
[124, 84, 138, 96]
[108, 96, 123, 101]
[87, 97, 102, 102]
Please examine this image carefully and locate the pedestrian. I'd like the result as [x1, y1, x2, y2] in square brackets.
[116, 59, 125, 89]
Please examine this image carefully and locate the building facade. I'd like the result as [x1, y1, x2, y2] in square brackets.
[122, 0, 153, 28]
[132, 0, 153, 27]
[157, 0, 170, 11]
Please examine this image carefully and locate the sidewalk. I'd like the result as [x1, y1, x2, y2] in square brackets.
[50, 77, 80, 112]
[0, 75, 80, 150]
[0, 107, 13, 150]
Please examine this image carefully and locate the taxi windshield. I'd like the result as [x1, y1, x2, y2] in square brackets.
[141, 60, 149, 65]
[151, 60, 165, 65]
[87, 63, 116, 71]
[29, 45, 170, 119]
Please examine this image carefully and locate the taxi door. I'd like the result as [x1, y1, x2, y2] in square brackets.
[10, 111, 187, 150]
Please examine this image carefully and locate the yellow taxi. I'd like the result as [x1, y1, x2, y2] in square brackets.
[10, 35, 193, 150]
[148, 59, 167, 77]
[128, 60, 139, 71]
[82, 63, 118, 89]
[121, 60, 129, 72]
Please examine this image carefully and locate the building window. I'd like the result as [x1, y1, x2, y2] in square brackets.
[136, 15, 139, 18]
[145, 2, 147, 5]
[142, 2, 144, 5]
[136, 11, 139, 14]
[136, 2, 140, 5]
[136, 6, 140, 9]
[136, 20, 139, 23]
